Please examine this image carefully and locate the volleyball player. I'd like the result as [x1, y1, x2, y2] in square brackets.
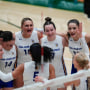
[41, 17, 68, 90]
[15, 17, 42, 65]
[57, 19, 90, 74]
[57, 19, 90, 90]
[64, 52, 89, 90]
[87, 42, 90, 90]
[0, 31, 17, 90]
[0, 43, 55, 90]
[36, 52, 89, 90]
[14, 17, 42, 87]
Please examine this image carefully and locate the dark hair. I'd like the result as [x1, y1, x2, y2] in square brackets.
[0, 30, 4, 38]
[21, 17, 33, 27]
[67, 19, 80, 38]
[2, 31, 13, 42]
[29, 43, 54, 68]
[43, 17, 56, 31]
[67, 19, 80, 27]
[87, 42, 90, 48]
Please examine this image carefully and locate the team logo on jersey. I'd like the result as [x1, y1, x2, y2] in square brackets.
[44, 42, 47, 44]
[32, 40, 34, 43]
[70, 38, 73, 41]
[19, 38, 22, 40]
[56, 43, 58, 47]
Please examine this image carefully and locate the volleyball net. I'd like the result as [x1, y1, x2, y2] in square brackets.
[15, 69, 90, 90]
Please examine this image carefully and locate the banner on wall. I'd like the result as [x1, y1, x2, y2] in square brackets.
[4, 0, 84, 12]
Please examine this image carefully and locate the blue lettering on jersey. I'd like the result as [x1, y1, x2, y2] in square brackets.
[1, 57, 16, 61]
[19, 46, 30, 48]
[5, 61, 12, 68]
[53, 48, 60, 51]
[24, 49, 30, 55]
[33, 71, 39, 81]
[73, 51, 79, 55]
[69, 47, 82, 50]
[19, 38, 22, 40]
[70, 40, 73, 41]
[44, 42, 47, 44]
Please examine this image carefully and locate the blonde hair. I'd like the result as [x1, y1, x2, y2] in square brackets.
[76, 52, 89, 69]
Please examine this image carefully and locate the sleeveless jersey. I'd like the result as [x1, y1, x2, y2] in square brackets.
[69, 32, 90, 60]
[75, 70, 87, 90]
[15, 31, 39, 65]
[41, 35, 66, 77]
[23, 61, 49, 86]
[0, 45, 16, 73]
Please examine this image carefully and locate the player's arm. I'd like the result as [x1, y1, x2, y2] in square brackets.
[56, 32, 66, 39]
[85, 34, 90, 44]
[48, 64, 56, 80]
[35, 64, 55, 83]
[57, 32, 69, 46]
[64, 79, 80, 87]
[12, 64, 24, 79]
[37, 31, 43, 42]
[62, 37, 68, 47]
[0, 45, 3, 59]
[14, 45, 18, 68]
[84, 34, 90, 68]
[0, 64, 24, 82]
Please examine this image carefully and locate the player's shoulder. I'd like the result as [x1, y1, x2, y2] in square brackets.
[24, 61, 35, 68]
[15, 31, 22, 36]
[56, 35, 62, 39]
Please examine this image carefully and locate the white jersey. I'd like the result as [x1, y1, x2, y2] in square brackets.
[75, 70, 87, 90]
[0, 45, 16, 73]
[69, 32, 89, 59]
[15, 31, 39, 65]
[23, 61, 49, 86]
[41, 35, 66, 77]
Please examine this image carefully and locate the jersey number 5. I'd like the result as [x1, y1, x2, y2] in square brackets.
[33, 71, 39, 81]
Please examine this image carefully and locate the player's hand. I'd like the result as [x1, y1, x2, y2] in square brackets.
[35, 76, 44, 83]
[78, 22, 82, 38]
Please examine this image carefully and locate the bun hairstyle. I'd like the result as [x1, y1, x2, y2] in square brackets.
[43, 17, 56, 31]
[76, 52, 89, 69]
[45, 17, 52, 22]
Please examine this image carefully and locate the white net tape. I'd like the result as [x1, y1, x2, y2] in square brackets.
[15, 69, 90, 90]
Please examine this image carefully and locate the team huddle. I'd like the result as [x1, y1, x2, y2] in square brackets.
[0, 17, 90, 90]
